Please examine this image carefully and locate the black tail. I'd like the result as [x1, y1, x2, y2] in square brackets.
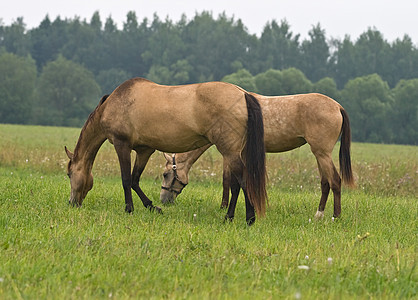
[339, 108, 355, 187]
[244, 93, 267, 217]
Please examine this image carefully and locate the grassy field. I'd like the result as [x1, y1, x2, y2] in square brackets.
[0, 124, 416, 299]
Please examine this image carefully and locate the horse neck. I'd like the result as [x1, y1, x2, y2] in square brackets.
[180, 144, 211, 171]
[73, 112, 107, 172]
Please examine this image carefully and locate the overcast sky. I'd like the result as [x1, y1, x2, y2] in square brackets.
[1, 0, 417, 43]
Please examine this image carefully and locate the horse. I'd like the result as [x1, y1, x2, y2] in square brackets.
[160, 92, 355, 220]
[64, 78, 267, 225]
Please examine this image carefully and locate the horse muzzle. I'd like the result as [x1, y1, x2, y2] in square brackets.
[160, 188, 177, 204]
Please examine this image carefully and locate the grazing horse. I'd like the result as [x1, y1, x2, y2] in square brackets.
[65, 78, 267, 224]
[160, 93, 355, 220]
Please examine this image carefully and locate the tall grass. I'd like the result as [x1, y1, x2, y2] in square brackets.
[1, 124, 415, 196]
[0, 124, 416, 299]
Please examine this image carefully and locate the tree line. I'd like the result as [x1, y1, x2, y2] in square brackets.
[0, 11, 417, 144]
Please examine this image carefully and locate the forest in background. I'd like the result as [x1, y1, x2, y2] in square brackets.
[0, 11, 417, 144]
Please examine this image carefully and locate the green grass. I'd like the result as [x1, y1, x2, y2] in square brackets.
[0, 124, 417, 299]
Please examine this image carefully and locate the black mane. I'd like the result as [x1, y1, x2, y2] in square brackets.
[99, 94, 110, 105]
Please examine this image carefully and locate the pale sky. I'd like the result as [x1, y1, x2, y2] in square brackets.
[1, 0, 417, 43]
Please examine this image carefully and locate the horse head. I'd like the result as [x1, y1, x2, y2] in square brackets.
[65, 146, 93, 207]
[160, 153, 188, 204]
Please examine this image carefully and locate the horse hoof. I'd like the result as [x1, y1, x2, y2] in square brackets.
[224, 215, 234, 223]
[150, 206, 163, 214]
[314, 210, 325, 219]
[125, 206, 134, 214]
[68, 199, 81, 208]
[246, 216, 256, 226]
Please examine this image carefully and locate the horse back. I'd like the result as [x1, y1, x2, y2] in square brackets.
[260, 93, 343, 152]
[99, 79, 248, 152]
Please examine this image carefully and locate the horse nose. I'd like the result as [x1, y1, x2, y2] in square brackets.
[160, 195, 170, 204]
[160, 191, 174, 205]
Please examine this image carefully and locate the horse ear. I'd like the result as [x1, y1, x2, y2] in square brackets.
[163, 152, 172, 163]
[65, 146, 74, 160]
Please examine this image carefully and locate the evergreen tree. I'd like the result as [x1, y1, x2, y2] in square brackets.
[391, 79, 418, 144]
[183, 12, 251, 81]
[301, 24, 329, 82]
[96, 68, 131, 94]
[329, 36, 357, 89]
[255, 20, 301, 74]
[0, 11, 416, 143]
[29, 16, 69, 69]
[0, 52, 37, 123]
[119, 11, 150, 76]
[386, 36, 418, 87]
[0, 18, 30, 56]
[354, 29, 391, 83]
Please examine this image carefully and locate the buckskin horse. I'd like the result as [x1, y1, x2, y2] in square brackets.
[65, 78, 267, 225]
[160, 93, 355, 220]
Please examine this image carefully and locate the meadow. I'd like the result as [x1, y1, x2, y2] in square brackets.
[0, 124, 416, 299]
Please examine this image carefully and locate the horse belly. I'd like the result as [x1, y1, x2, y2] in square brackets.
[129, 116, 209, 152]
[265, 136, 307, 153]
[139, 129, 209, 153]
[263, 113, 307, 152]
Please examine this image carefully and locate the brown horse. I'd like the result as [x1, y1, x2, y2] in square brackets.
[65, 78, 267, 224]
[160, 93, 355, 220]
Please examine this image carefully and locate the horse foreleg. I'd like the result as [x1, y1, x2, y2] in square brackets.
[225, 173, 240, 221]
[114, 141, 134, 213]
[132, 148, 162, 213]
[221, 161, 231, 209]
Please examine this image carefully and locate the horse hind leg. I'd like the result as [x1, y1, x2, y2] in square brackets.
[132, 148, 162, 213]
[224, 154, 255, 225]
[330, 166, 342, 218]
[224, 173, 241, 222]
[314, 152, 342, 219]
[221, 160, 231, 209]
[315, 176, 330, 219]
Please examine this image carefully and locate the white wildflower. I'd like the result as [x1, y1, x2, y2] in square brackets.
[327, 257, 333, 265]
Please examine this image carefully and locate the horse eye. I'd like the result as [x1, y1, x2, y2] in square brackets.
[163, 173, 168, 178]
